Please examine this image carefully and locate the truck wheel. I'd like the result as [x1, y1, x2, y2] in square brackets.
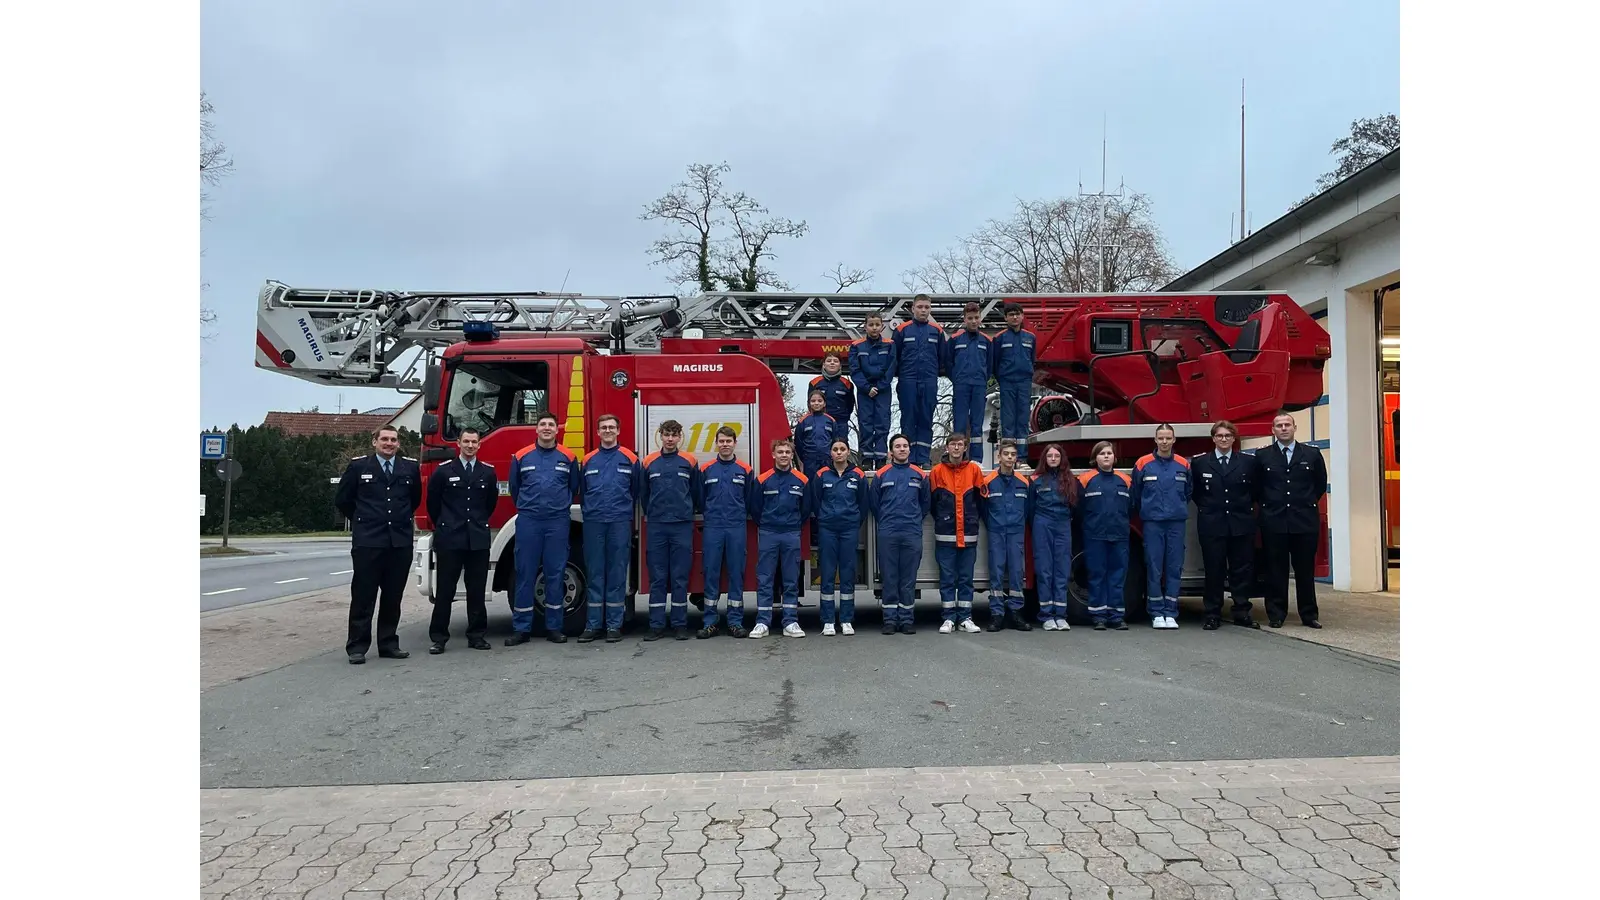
[1122, 545, 1148, 622]
[534, 559, 587, 636]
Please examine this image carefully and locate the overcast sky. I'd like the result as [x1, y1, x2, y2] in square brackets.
[200, 0, 1398, 429]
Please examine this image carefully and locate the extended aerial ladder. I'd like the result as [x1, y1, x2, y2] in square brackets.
[256, 281, 1330, 441]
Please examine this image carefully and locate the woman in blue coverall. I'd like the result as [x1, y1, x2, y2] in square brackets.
[1028, 443, 1078, 632]
[1079, 440, 1134, 631]
[1132, 424, 1192, 630]
[796, 391, 840, 477]
[811, 439, 867, 636]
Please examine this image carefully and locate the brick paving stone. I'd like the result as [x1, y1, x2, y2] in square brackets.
[616, 865, 664, 895]
[886, 845, 935, 876]
[929, 857, 982, 888]
[814, 847, 858, 877]
[628, 840, 670, 867]
[735, 847, 780, 878]
[661, 852, 707, 881]
[853, 859, 902, 889]
[774, 835, 818, 863]
[775, 860, 825, 893]
[580, 855, 629, 883]
[846, 834, 894, 862]
[695, 862, 741, 892]
[656, 878, 703, 900]
[817, 874, 868, 898]
[577, 883, 621, 900]
[809, 823, 850, 850]
[1212, 867, 1277, 899]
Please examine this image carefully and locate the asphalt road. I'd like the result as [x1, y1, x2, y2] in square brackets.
[200, 540, 360, 611]
[200, 604, 1399, 789]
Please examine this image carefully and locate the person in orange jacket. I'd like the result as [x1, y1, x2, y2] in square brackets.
[929, 432, 987, 634]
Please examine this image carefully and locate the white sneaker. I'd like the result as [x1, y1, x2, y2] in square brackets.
[748, 623, 769, 638]
[783, 623, 806, 638]
[958, 619, 982, 633]
[1166, 616, 1179, 629]
[821, 623, 836, 636]
[1152, 617, 1165, 629]
[939, 620, 955, 634]
[841, 623, 855, 636]
[1055, 619, 1071, 631]
[1042, 619, 1058, 631]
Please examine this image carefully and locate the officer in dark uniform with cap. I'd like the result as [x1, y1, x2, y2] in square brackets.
[335, 425, 424, 663]
[425, 427, 498, 653]
[1189, 419, 1262, 631]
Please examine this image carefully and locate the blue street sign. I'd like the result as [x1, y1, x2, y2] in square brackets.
[201, 432, 227, 460]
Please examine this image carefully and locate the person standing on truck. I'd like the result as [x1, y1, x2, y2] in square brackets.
[425, 427, 497, 654]
[795, 391, 841, 477]
[336, 425, 423, 664]
[811, 438, 866, 636]
[1079, 441, 1134, 631]
[1190, 420, 1262, 631]
[576, 414, 639, 644]
[991, 303, 1038, 458]
[982, 439, 1033, 632]
[751, 439, 811, 638]
[641, 420, 700, 641]
[507, 414, 581, 646]
[870, 434, 930, 635]
[809, 353, 856, 434]
[1256, 412, 1327, 629]
[944, 303, 993, 465]
[1132, 425, 1192, 631]
[930, 432, 987, 634]
[893, 294, 947, 466]
[851, 312, 896, 470]
[1028, 443, 1077, 632]
[699, 426, 755, 639]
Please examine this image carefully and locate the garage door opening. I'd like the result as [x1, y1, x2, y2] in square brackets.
[1377, 284, 1400, 593]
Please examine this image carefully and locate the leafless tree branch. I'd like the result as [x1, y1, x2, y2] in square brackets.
[824, 263, 873, 292]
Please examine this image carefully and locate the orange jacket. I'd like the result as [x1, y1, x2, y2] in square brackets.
[929, 459, 987, 547]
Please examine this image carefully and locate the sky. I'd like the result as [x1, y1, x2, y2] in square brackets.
[200, 0, 1398, 429]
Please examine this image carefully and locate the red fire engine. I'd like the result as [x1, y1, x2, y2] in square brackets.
[256, 284, 1330, 628]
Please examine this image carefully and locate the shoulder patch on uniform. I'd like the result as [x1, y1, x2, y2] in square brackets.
[736, 459, 752, 472]
[809, 375, 823, 385]
[1077, 471, 1096, 486]
[1135, 453, 1155, 470]
[1116, 471, 1133, 487]
[849, 466, 863, 477]
[351, 455, 365, 460]
[642, 452, 661, 468]
[1173, 453, 1190, 467]
[911, 465, 929, 477]
[617, 447, 639, 463]
[513, 442, 542, 460]
[875, 464, 893, 477]
[583, 449, 602, 464]
[679, 452, 698, 467]
[700, 457, 719, 471]
[757, 468, 775, 483]
[556, 445, 577, 460]
[791, 470, 809, 485]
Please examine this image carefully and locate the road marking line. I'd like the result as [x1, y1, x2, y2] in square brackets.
[202, 588, 246, 596]
[330, 569, 354, 575]
[274, 578, 309, 585]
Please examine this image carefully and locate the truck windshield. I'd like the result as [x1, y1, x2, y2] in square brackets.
[443, 361, 549, 439]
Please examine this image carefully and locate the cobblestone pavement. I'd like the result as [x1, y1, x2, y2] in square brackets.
[201, 756, 1398, 898]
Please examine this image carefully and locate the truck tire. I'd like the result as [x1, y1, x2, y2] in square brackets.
[499, 540, 589, 636]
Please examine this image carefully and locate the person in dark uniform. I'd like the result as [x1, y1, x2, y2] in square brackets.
[1189, 420, 1261, 631]
[335, 425, 423, 663]
[1256, 412, 1328, 629]
[425, 427, 497, 654]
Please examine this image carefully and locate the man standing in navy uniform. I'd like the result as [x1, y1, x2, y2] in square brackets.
[577, 413, 639, 644]
[335, 425, 423, 664]
[425, 427, 497, 653]
[507, 413, 581, 646]
[850, 313, 896, 471]
[990, 303, 1038, 458]
[1256, 413, 1328, 629]
[1190, 420, 1262, 631]
[944, 303, 993, 464]
[641, 419, 701, 641]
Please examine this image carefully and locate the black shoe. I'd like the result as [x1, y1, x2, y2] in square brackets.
[428, 642, 446, 655]
[468, 639, 491, 650]
[882, 624, 897, 635]
[696, 625, 719, 639]
[1269, 619, 1284, 628]
[378, 649, 410, 659]
[547, 632, 567, 644]
[348, 654, 366, 664]
[1234, 618, 1262, 630]
[986, 617, 1005, 633]
[1110, 621, 1129, 631]
[505, 632, 533, 647]
[898, 622, 917, 635]
[1093, 621, 1107, 631]
[674, 627, 692, 641]
[605, 629, 622, 642]
[643, 628, 666, 642]
[1302, 619, 1322, 629]
[1006, 610, 1033, 632]
[727, 624, 747, 639]
[1202, 618, 1221, 631]
[577, 629, 598, 643]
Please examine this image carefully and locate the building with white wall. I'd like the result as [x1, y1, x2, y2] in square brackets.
[1166, 149, 1399, 593]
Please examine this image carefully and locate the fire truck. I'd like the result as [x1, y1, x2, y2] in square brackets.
[256, 283, 1330, 629]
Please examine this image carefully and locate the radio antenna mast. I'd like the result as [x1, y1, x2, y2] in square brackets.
[1079, 114, 1126, 291]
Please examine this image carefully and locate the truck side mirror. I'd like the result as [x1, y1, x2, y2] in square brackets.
[420, 412, 439, 436]
[423, 365, 441, 413]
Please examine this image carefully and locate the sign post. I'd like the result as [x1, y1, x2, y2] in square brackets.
[206, 432, 244, 549]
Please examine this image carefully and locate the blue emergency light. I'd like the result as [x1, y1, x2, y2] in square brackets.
[463, 320, 500, 342]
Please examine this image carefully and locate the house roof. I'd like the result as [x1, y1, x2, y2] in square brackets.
[261, 411, 391, 438]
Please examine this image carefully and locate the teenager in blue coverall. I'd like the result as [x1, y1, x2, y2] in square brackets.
[508, 413, 581, 645]
[1079, 440, 1135, 630]
[1131, 424, 1192, 630]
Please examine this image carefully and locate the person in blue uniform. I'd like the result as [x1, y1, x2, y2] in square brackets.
[795, 391, 841, 477]
[810, 439, 866, 636]
[335, 425, 424, 663]
[698, 426, 755, 639]
[893, 295, 947, 466]
[1190, 419, 1262, 630]
[850, 313, 896, 471]
[1028, 443, 1077, 632]
[1132, 424, 1192, 630]
[1256, 413, 1328, 629]
[507, 413, 581, 646]
[990, 303, 1038, 457]
[641, 419, 700, 641]
[870, 434, 930, 634]
[943, 303, 993, 465]
[425, 427, 497, 654]
[1079, 441, 1134, 631]
[751, 439, 811, 638]
[981, 439, 1033, 632]
[577, 413, 639, 644]
[809, 354, 856, 435]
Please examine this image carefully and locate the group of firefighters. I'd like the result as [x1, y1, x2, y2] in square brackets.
[335, 297, 1329, 663]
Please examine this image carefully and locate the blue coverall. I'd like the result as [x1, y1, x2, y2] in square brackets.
[795, 411, 840, 477]
[870, 461, 930, 629]
[1079, 469, 1134, 625]
[944, 327, 993, 463]
[509, 442, 580, 635]
[811, 464, 867, 627]
[981, 469, 1032, 618]
[991, 326, 1038, 455]
[1028, 473, 1075, 624]
[808, 373, 856, 434]
[930, 459, 985, 624]
[578, 444, 640, 633]
[641, 449, 700, 630]
[1132, 452, 1193, 623]
[700, 455, 756, 629]
[849, 335, 896, 469]
[752, 466, 810, 628]
[893, 319, 946, 466]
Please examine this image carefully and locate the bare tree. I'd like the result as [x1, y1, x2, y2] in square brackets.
[200, 91, 234, 328]
[642, 162, 808, 293]
[904, 193, 1178, 294]
[824, 263, 874, 292]
[1292, 114, 1399, 209]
